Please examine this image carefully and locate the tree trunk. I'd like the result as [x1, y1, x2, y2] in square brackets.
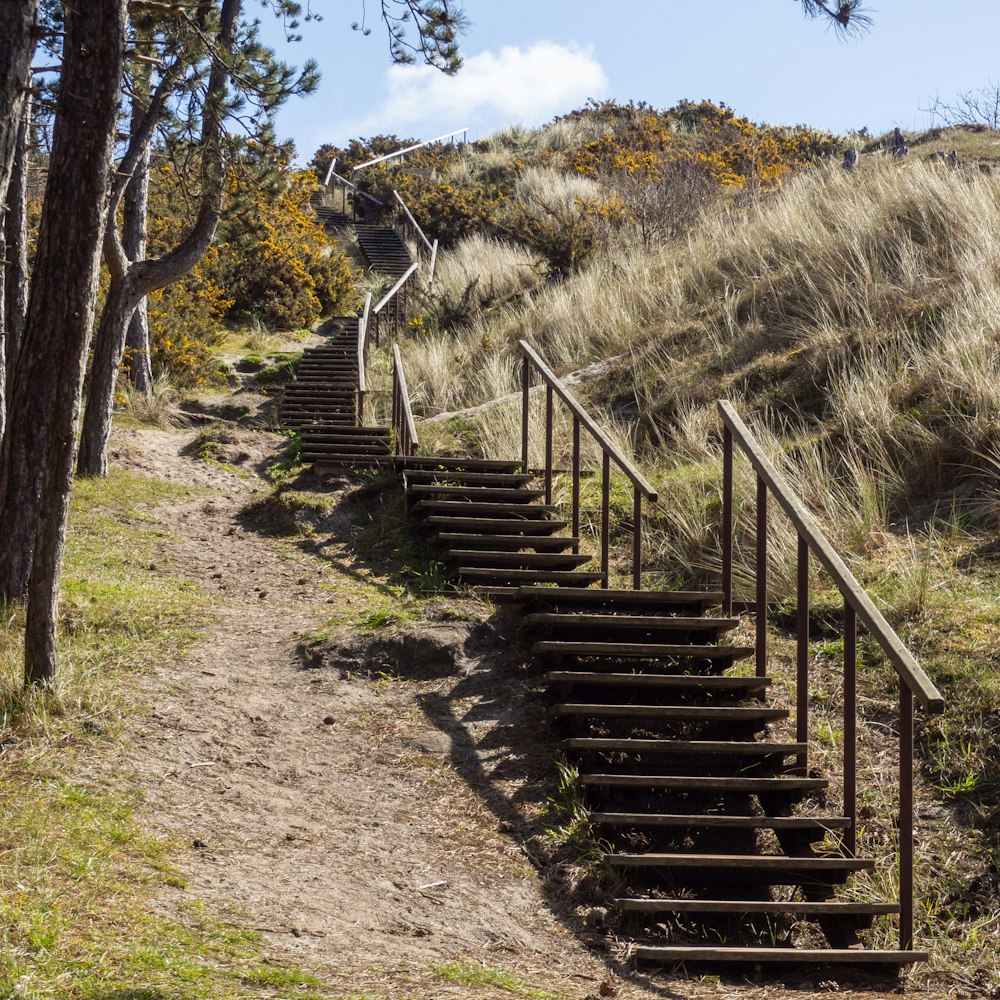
[77, 0, 242, 478]
[123, 96, 153, 395]
[0, 4, 37, 452]
[76, 271, 142, 476]
[5, 96, 31, 375]
[0, 1, 37, 204]
[0, 0, 125, 685]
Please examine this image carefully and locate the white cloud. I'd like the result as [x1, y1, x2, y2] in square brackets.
[341, 42, 609, 139]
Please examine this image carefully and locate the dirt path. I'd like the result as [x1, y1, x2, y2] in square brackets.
[113, 425, 922, 1000]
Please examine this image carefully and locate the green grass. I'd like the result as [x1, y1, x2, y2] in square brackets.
[430, 961, 562, 999]
[0, 470, 338, 998]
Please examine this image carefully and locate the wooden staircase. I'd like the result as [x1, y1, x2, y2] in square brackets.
[279, 317, 391, 469]
[386, 342, 942, 973]
[356, 224, 414, 279]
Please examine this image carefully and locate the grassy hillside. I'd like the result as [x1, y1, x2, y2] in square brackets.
[362, 108, 1000, 987]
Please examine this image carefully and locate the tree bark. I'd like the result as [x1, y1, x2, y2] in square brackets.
[0, 4, 38, 450]
[0, 1, 37, 204]
[5, 96, 31, 376]
[0, 0, 125, 686]
[77, 0, 242, 477]
[123, 141, 153, 395]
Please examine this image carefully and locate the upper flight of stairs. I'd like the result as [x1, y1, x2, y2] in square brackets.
[397, 452, 926, 972]
[356, 224, 414, 279]
[279, 317, 391, 469]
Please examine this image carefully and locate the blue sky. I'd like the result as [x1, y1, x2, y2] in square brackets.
[259, 2, 1000, 162]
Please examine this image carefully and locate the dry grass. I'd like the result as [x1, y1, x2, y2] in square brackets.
[388, 131, 1000, 987]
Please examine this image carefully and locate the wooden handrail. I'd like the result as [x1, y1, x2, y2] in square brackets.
[357, 292, 372, 394]
[374, 262, 420, 314]
[351, 128, 469, 171]
[392, 344, 419, 453]
[717, 400, 943, 713]
[427, 238, 439, 287]
[519, 340, 656, 499]
[392, 189, 434, 253]
[325, 170, 386, 206]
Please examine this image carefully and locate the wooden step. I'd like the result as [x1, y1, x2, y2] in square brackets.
[404, 471, 534, 487]
[534, 641, 754, 660]
[594, 812, 849, 830]
[525, 613, 739, 633]
[459, 568, 605, 586]
[299, 426, 389, 438]
[407, 485, 545, 503]
[446, 551, 593, 569]
[424, 517, 568, 534]
[632, 946, 926, 965]
[435, 533, 579, 551]
[302, 443, 392, 456]
[546, 672, 770, 691]
[563, 738, 806, 756]
[550, 704, 788, 722]
[397, 456, 524, 473]
[617, 898, 898, 915]
[515, 586, 722, 611]
[581, 774, 828, 792]
[413, 500, 559, 517]
[609, 853, 873, 873]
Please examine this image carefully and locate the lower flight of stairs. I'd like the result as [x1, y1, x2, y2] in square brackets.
[398, 450, 926, 971]
[279, 317, 391, 470]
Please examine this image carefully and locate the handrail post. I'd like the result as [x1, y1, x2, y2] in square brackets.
[632, 490, 642, 590]
[601, 452, 611, 588]
[544, 385, 553, 505]
[755, 475, 767, 677]
[844, 602, 858, 856]
[571, 418, 581, 555]
[796, 537, 809, 775]
[521, 355, 530, 473]
[899, 682, 915, 950]
[722, 426, 734, 616]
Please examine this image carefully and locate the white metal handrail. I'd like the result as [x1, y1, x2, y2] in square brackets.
[373, 262, 420, 314]
[427, 239, 439, 288]
[357, 292, 372, 393]
[351, 128, 469, 172]
[392, 189, 434, 254]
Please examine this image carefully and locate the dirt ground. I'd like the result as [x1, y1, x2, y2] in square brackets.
[109, 423, 939, 1000]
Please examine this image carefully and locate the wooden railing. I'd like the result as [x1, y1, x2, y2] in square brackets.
[391, 344, 418, 457]
[356, 292, 372, 424]
[519, 340, 657, 589]
[371, 262, 420, 346]
[718, 400, 944, 952]
[325, 169, 386, 222]
[392, 190, 439, 288]
[350, 128, 469, 172]
[392, 189, 433, 253]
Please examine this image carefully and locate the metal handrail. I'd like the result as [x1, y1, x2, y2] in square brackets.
[351, 127, 469, 172]
[369, 262, 420, 347]
[392, 189, 434, 254]
[374, 262, 420, 314]
[519, 341, 656, 498]
[427, 238, 439, 287]
[717, 401, 943, 712]
[519, 339, 656, 589]
[717, 398, 944, 955]
[392, 344, 419, 456]
[357, 292, 372, 394]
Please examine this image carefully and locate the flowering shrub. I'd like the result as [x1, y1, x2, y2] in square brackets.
[218, 169, 360, 328]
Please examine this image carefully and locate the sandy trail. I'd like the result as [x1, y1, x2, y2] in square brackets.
[112, 425, 921, 1000]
